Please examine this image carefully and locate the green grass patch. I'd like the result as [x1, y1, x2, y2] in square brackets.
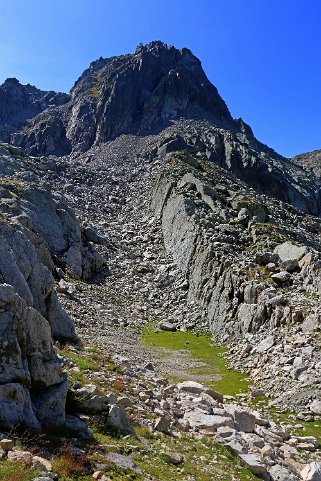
[142, 327, 250, 396]
[64, 352, 98, 371]
[0, 460, 39, 481]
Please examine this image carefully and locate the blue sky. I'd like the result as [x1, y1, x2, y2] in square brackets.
[0, 0, 320, 157]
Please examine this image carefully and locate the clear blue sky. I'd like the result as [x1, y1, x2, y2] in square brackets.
[0, 0, 320, 157]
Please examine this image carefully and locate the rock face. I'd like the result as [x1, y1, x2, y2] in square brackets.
[0, 77, 69, 143]
[0, 142, 104, 432]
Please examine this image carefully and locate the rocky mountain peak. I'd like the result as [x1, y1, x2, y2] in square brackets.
[10, 41, 234, 155]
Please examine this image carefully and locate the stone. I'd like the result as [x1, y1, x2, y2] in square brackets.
[64, 414, 93, 440]
[31, 381, 68, 430]
[0, 384, 40, 431]
[310, 400, 321, 415]
[33, 478, 53, 481]
[106, 452, 142, 473]
[268, 464, 298, 481]
[300, 462, 321, 481]
[107, 404, 134, 435]
[143, 362, 155, 371]
[271, 271, 291, 284]
[184, 411, 234, 432]
[72, 385, 110, 413]
[7, 450, 33, 464]
[154, 416, 170, 433]
[160, 451, 184, 465]
[216, 426, 235, 438]
[177, 381, 223, 403]
[158, 321, 177, 332]
[233, 410, 256, 433]
[274, 242, 307, 263]
[239, 454, 267, 476]
[32, 456, 52, 472]
[0, 439, 14, 450]
[93, 472, 105, 480]
[255, 336, 275, 353]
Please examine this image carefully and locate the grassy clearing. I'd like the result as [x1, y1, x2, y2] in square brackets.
[142, 327, 250, 396]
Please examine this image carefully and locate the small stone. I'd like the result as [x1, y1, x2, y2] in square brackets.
[154, 416, 170, 433]
[33, 478, 53, 481]
[300, 462, 321, 481]
[159, 321, 177, 332]
[7, 450, 33, 464]
[160, 451, 184, 465]
[32, 456, 52, 472]
[0, 439, 13, 451]
[271, 271, 291, 284]
[92, 472, 104, 480]
[143, 362, 154, 371]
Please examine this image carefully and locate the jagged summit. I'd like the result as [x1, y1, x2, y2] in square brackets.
[9, 41, 235, 155]
[0, 77, 69, 144]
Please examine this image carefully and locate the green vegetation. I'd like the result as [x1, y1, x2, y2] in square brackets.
[132, 431, 256, 481]
[270, 409, 321, 443]
[250, 396, 321, 444]
[0, 461, 39, 481]
[60, 346, 123, 388]
[142, 327, 250, 396]
[90, 422, 256, 481]
[52, 451, 91, 481]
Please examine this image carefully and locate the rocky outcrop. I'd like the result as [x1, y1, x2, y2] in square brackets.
[0, 77, 69, 143]
[292, 149, 321, 178]
[0, 142, 104, 432]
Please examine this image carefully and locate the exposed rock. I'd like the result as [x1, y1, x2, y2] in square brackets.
[177, 381, 223, 403]
[183, 410, 234, 432]
[107, 404, 134, 435]
[310, 400, 321, 415]
[154, 416, 170, 433]
[274, 241, 307, 262]
[233, 409, 256, 433]
[160, 450, 184, 464]
[64, 414, 93, 440]
[268, 464, 298, 481]
[301, 462, 321, 481]
[239, 453, 268, 476]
